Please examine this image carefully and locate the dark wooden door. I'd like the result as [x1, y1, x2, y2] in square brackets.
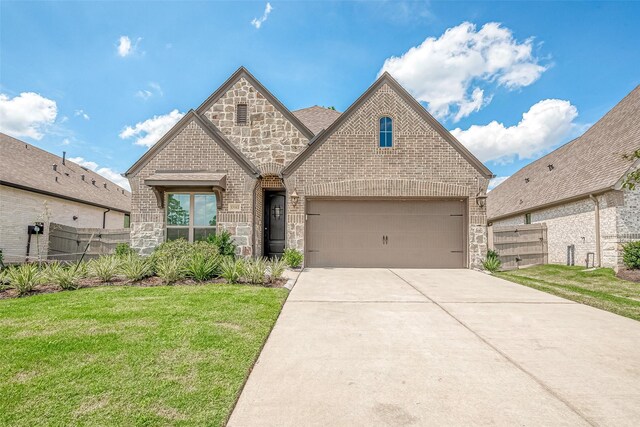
[264, 191, 286, 258]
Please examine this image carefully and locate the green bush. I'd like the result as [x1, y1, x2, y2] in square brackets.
[7, 264, 43, 295]
[219, 257, 244, 283]
[268, 258, 287, 282]
[482, 249, 502, 273]
[88, 256, 121, 282]
[622, 241, 640, 269]
[0, 268, 9, 290]
[151, 239, 219, 266]
[120, 253, 153, 281]
[47, 264, 82, 290]
[207, 231, 237, 258]
[242, 258, 268, 285]
[183, 253, 219, 281]
[155, 257, 185, 285]
[282, 248, 303, 268]
[115, 243, 135, 257]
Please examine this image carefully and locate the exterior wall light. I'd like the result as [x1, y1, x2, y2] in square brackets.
[475, 192, 487, 208]
[291, 189, 299, 207]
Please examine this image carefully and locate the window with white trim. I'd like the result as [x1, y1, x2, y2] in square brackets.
[166, 193, 217, 242]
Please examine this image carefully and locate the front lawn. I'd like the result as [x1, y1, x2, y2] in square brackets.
[497, 265, 640, 321]
[0, 284, 288, 426]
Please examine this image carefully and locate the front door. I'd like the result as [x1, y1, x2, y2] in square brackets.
[264, 191, 286, 258]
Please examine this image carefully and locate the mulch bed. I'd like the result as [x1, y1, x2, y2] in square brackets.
[0, 276, 287, 300]
[617, 268, 640, 283]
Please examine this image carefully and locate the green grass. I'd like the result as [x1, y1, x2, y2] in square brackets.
[0, 284, 288, 426]
[497, 265, 640, 321]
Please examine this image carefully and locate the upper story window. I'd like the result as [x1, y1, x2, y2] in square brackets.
[236, 104, 248, 125]
[525, 213, 532, 224]
[379, 116, 393, 148]
[166, 193, 217, 242]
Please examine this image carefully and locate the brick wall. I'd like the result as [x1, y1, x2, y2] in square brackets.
[0, 184, 126, 263]
[286, 83, 489, 269]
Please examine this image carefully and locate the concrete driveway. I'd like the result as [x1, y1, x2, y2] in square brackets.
[228, 269, 640, 426]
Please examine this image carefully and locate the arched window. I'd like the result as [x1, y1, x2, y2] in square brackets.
[379, 116, 393, 148]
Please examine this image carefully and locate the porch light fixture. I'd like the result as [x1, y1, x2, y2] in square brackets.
[475, 191, 487, 208]
[291, 188, 299, 207]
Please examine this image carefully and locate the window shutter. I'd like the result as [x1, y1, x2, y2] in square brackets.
[236, 104, 248, 125]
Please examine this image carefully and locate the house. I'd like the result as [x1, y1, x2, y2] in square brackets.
[125, 67, 493, 268]
[487, 86, 640, 269]
[0, 133, 131, 263]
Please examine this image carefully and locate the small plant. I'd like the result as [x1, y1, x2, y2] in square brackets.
[0, 268, 10, 290]
[7, 264, 43, 295]
[42, 261, 64, 281]
[183, 253, 219, 281]
[120, 253, 153, 281]
[208, 231, 237, 258]
[219, 257, 244, 283]
[242, 258, 268, 285]
[622, 241, 640, 270]
[282, 248, 303, 268]
[482, 249, 502, 273]
[48, 264, 82, 290]
[88, 256, 121, 282]
[115, 243, 134, 257]
[268, 258, 287, 282]
[151, 239, 219, 266]
[155, 257, 185, 285]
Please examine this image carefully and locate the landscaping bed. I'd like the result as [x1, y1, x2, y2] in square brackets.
[496, 264, 640, 321]
[0, 283, 288, 426]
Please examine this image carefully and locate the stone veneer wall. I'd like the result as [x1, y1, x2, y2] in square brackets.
[203, 77, 309, 174]
[285, 83, 489, 269]
[128, 119, 256, 255]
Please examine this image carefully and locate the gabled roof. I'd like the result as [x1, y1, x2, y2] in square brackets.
[0, 133, 131, 213]
[488, 85, 640, 221]
[195, 66, 314, 139]
[292, 106, 341, 134]
[124, 110, 260, 178]
[282, 72, 493, 178]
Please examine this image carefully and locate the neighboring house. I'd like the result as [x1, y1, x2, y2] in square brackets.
[125, 67, 493, 268]
[0, 133, 131, 263]
[488, 86, 640, 269]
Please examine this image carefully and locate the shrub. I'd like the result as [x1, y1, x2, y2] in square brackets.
[120, 253, 153, 281]
[115, 243, 134, 257]
[151, 239, 219, 266]
[268, 258, 287, 282]
[47, 264, 82, 290]
[207, 231, 237, 258]
[622, 241, 640, 269]
[155, 257, 185, 285]
[183, 253, 219, 281]
[482, 249, 502, 273]
[88, 256, 121, 282]
[242, 258, 268, 285]
[0, 268, 10, 290]
[7, 264, 43, 295]
[219, 257, 244, 283]
[282, 248, 303, 268]
[42, 261, 64, 282]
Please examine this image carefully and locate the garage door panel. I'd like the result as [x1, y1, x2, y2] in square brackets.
[306, 199, 466, 268]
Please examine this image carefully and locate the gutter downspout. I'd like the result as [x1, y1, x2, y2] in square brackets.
[102, 208, 111, 229]
[589, 195, 601, 267]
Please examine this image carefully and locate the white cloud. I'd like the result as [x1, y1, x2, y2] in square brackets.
[136, 89, 153, 100]
[451, 99, 578, 163]
[488, 176, 510, 191]
[119, 109, 184, 148]
[0, 92, 57, 139]
[135, 82, 163, 100]
[61, 138, 71, 146]
[251, 2, 273, 29]
[74, 109, 90, 120]
[379, 22, 547, 121]
[68, 156, 130, 191]
[117, 35, 141, 57]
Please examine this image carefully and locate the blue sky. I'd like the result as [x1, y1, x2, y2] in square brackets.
[1, 0, 639, 190]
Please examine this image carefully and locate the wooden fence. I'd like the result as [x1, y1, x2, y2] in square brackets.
[491, 223, 548, 270]
[48, 223, 130, 261]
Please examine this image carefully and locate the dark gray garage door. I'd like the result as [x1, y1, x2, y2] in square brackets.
[306, 199, 466, 268]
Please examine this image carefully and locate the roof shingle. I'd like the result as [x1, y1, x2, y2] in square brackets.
[292, 106, 341, 134]
[488, 85, 640, 220]
[0, 133, 131, 212]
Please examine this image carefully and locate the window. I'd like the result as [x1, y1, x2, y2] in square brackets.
[166, 193, 217, 242]
[236, 104, 248, 125]
[124, 214, 131, 228]
[525, 213, 532, 224]
[379, 116, 393, 148]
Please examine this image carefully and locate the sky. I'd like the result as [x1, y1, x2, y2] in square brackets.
[1, 0, 639, 191]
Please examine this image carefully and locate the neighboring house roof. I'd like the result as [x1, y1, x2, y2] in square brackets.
[292, 106, 341, 134]
[0, 133, 131, 213]
[282, 72, 494, 179]
[488, 85, 640, 221]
